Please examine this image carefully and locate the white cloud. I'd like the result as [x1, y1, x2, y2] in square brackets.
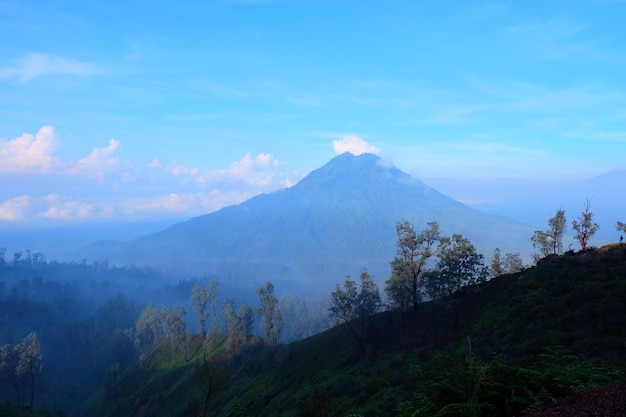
[68, 139, 121, 179]
[120, 190, 261, 218]
[0, 195, 31, 221]
[170, 163, 199, 177]
[203, 152, 284, 187]
[0, 125, 58, 173]
[333, 135, 381, 155]
[0, 53, 100, 82]
[38, 194, 94, 220]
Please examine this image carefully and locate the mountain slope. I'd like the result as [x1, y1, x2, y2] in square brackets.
[81, 153, 535, 291]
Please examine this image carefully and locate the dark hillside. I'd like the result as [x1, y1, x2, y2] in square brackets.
[83, 244, 626, 417]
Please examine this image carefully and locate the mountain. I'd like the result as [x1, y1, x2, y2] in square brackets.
[79, 153, 536, 293]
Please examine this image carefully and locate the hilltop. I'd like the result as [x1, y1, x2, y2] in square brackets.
[81, 244, 626, 417]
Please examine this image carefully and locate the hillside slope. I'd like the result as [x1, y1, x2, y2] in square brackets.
[83, 244, 626, 417]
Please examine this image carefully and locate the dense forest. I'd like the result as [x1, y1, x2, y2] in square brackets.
[0, 249, 330, 414]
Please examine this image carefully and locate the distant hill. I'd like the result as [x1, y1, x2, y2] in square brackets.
[472, 169, 626, 243]
[79, 152, 536, 293]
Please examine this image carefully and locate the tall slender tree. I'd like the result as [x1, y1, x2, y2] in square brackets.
[385, 221, 440, 312]
[16, 332, 42, 407]
[256, 281, 283, 345]
[572, 198, 599, 251]
[191, 284, 211, 338]
[489, 248, 503, 279]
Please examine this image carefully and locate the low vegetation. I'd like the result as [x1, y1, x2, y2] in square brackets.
[78, 243, 626, 416]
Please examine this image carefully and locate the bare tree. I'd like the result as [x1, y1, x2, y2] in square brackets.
[572, 198, 599, 251]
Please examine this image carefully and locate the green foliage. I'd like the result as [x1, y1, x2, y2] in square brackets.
[423, 234, 488, 301]
[70, 245, 626, 416]
[398, 343, 621, 417]
[329, 270, 381, 353]
[256, 281, 283, 345]
[385, 221, 440, 311]
[531, 209, 567, 261]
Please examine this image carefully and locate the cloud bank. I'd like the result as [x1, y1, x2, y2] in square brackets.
[0, 126, 295, 225]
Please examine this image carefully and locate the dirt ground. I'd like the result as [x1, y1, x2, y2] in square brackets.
[528, 383, 626, 417]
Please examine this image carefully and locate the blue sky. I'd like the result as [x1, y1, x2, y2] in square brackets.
[1, 0, 626, 227]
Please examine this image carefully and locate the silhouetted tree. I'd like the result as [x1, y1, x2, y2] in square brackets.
[191, 284, 211, 338]
[491, 248, 524, 278]
[424, 234, 488, 301]
[256, 281, 283, 345]
[572, 198, 599, 251]
[0, 343, 20, 401]
[385, 221, 440, 312]
[16, 332, 42, 407]
[489, 248, 503, 279]
[531, 209, 567, 261]
[424, 235, 487, 331]
[160, 306, 188, 360]
[329, 270, 381, 353]
[135, 303, 162, 362]
[502, 252, 524, 274]
[223, 300, 254, 353]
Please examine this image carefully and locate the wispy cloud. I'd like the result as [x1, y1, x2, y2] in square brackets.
[505, 18, 597, 61]
[0, 190, 261, 224]
[565, 130, 626, 142]
[0, 53, 101, 82]
[68, 139, 121, 180]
